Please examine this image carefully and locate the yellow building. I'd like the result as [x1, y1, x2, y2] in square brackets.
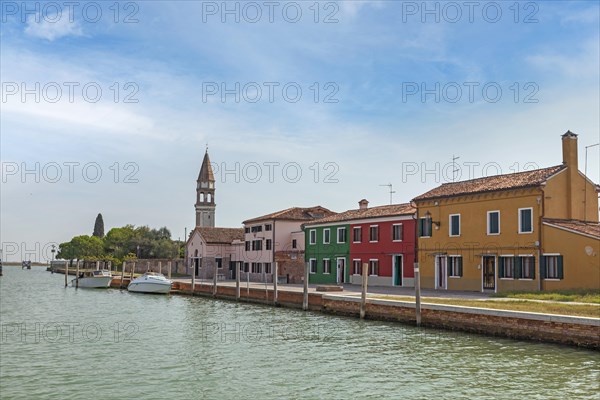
[413, 131, 599, 293]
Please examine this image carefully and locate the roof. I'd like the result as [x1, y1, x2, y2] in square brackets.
[193, 227, 244, 244]
[243, 206, 335, 224]
[304, 203, 416, 226]
[543, 219, 600, 240]
[197, 150, 215, 183]
[413, 165, 565, 202]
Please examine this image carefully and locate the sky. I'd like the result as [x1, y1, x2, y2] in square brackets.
[1, 0, 599, 262]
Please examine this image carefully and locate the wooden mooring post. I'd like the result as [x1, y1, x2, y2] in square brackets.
[360, 262, 369, 319]
[235, 262, 240, 301]
[414, 262, 422, 327]
[75, 260, 80, 288]
[64, 260, 69, 287]
[146, 261, 150, 272]
[302, 261, 309, 311]
[273, 262, 278, 306]
[191, 262, 195, 296]
[212, 266, 218, 297]
[168, 261, 172, 280]
[120, 261, 126, 289]
[130, 262, 136, 282]
[158, 261, 162, 275]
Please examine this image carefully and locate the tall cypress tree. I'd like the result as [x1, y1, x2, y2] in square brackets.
[93, 213, 105, 238]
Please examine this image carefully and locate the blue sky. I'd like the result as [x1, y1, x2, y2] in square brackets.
[1, 0, 599, 261]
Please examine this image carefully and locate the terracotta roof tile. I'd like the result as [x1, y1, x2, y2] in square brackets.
[543, 219, 600, 239]
[413, 165, 565, 201]
[243, 206, 335, 224]
[195, 227, 244, 244]
[304, 203, 416, 226]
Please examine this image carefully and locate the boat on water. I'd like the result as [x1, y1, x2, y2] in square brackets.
[128, 272, 172, 294]
[73, 270, 113, 288]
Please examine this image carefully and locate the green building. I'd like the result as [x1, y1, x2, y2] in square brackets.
[303, 222, 350, 284]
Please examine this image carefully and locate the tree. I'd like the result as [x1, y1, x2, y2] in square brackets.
[93, 213, 105, 238]
[57, 235, 104, 259]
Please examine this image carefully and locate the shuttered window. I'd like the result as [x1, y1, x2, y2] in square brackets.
[541, 255, 563, 279]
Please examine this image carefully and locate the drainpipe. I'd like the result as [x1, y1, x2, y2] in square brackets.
[538, 192, 545, 292]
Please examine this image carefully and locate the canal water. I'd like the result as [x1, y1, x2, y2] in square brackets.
[1, 267, 598, 399]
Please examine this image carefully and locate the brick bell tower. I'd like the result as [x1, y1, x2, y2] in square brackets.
[195, 147, 216, 227]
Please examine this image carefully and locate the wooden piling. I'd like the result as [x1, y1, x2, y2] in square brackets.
[212, 265, 217, 297]
[360, 262, 369, 319]
[65, 260, 69, 287]
[75, 260, 80, 288]
[235, 262, 240, 301]
[130, 262, 136, 282]
[168, 261, 172, 280]
[120, 261, 126, 289]
[414, 262, 422, 326]
[146, 261, 150, 272]
[273, 262, 278, 306]
[158, 261, 162, 275]
[303, 261, 309, 311]
[108, 261, 112, 272]
[191, 261, 195, 296]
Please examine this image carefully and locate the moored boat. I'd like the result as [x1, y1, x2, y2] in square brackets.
[73, 270, 113, 288]
[128, 272, 172, 294]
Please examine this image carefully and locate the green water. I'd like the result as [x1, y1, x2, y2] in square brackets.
[1, 267, 598, 399]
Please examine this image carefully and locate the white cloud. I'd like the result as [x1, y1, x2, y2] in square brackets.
[24, 12, 83, 41]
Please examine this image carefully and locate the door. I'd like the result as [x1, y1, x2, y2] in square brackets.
[435, 255, 447, 289]
[393, 255, 403, 286]
[483, 256, 495, 290]
[336, 258, 345, 284]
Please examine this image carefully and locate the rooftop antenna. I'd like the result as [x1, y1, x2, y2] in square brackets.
[379, 183, 395, 205]
[452, 155, 460, 182]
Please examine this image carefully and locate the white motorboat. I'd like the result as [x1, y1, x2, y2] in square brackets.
[73, 270, 113, 288]
[128, 272, 172, 294]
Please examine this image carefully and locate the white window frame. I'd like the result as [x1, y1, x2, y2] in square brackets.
[337, 227, 346, 244]
[518, 207, 534, 234]
[498, 255, 515, 280]
[352, 227, 362, 243]
[323, 258, 331, 274]
[309, 229, 316, 245]
[323, 228, 331, 244]
[369, 225, 379, 243]
[518, 254, 535, 280]
[392, 224, 403, 242]
[352, 259, 361, 275]
[419, 217, 432, 238]
[369, 259, 379, 276]
[309, 258, 317, 274]
[447, 255, 462, 278]
[487, 210, 501, 235]
[543, 253, 561, 280]
[449, 214, 461, 237]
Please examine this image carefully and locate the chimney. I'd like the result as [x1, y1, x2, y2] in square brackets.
[561, 130, 580, 219]
[358, 199, 369, 210]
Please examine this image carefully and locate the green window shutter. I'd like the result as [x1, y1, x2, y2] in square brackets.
[530, 257, 535, 279]
[514, 256, 522, 279]
[540, 256, 546, 279]
[498, 258, 504, 278]
[447, 258, 451, 276]
[418, 219, 422, 236]
[458, 257, 463, 277]
[558, 255, 564, 279]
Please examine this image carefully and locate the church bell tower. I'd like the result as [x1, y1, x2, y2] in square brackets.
[195, 148, 216, 227]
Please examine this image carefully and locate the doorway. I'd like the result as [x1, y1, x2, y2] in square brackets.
[336, 258, 346, 284]
[482, 256, 496, 291]
[435, 255, 447, 289]
[393, 255, 403, 286]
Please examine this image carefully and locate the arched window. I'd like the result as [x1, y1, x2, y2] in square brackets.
[200, 193, 205, 202]
[207, 193, 212, 203]
[194, 249, 199, 257]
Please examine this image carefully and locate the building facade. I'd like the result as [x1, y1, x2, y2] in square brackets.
[413, 132, 599, 292]
[241, 206, 335, 283]
[305, 200, 417, 287]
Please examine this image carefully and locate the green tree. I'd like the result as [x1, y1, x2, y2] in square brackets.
[57, 235, 104, 259]
[93, 213, 105, 238]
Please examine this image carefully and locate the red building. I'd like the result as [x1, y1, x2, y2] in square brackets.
[349, 200, 416, 287]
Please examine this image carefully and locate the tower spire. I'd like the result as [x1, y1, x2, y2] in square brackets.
[195, 147, 216, 227]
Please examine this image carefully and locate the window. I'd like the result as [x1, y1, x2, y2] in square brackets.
[245, 241, 250, 251]
[392, 224, 403, 241]
[487, 211, 500, 235]
[419, 217, 432, 237]
[323, 228, 331, 244]
[251, 263, 261, 273]
[519, 208, 533, 233]
[216, 257, 222, 269]
[541, 255, 563, 279]
[323, 259, 331, 274]
[309, 229, 316, 245]
[369, 226, 379, 242]
[309, 258, 317, 274]
[369, 259, 379, 276]
[251, 225, 262, 233]
[517, 256, 535, 279]
[292, 239, 297, 249]
[353, 260, 362, 275]
[449, 214, 460, 237]
[264, 262, 272, 274]
[448, 256, 462, 277]
[244, 262, 249, 273]
[266, 239, 272, 250]
[265, 224, 272, 231]
[353, 227, 362, 243]
[498, 256, 514, 279]
[244, 227, 250, 233]
[337, 227, 346, 243]
[252, 240, 262, 251]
